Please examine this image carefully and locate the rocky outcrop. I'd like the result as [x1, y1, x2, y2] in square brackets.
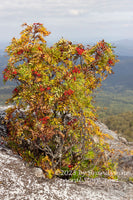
[96, 121, 133, 182]
[0, 106, 133, 200]
[0, 145, 133, 200]
[0, 106, 10, 138]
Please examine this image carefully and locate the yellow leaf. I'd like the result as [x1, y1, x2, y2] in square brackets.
[45, 169, 54, 179]
[36, 78, 42, 82]
[55, 169, 61, 175]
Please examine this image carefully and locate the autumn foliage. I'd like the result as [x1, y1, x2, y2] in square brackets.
[3, 23, 118, 180]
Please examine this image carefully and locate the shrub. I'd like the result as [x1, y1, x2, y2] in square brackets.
[3, 23, 118, 180]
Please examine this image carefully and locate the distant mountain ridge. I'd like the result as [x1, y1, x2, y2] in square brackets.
[112, 39, 133, 57]
[102, 55, 133, 90]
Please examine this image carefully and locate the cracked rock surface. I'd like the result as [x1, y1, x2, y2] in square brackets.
[0, 146, 133, 200]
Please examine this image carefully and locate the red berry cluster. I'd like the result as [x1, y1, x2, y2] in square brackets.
[108, 59, 113, 65]
[39, 116, 50, 124]
[38, 47, 42, 51]
[3, 67, 17, 80]
[3, 68, 8, 72]
[64, 89, 74, 96]
[40, 85, 45, 92]
[3, 67, 9, 80]
[76, 47, 85, 55]
[3, 75, 8, 81]
[72, 66, 80, 74]
[12, 88, 18, 93]
[67, 118, 77, 125]
[33, 23, 43, 26]
[47, 87, 51, 90]
[12, 69, 17, 75]
[17, 49, 23, 55]
[68, 164, 73, 168]
[39, 85, 51, 92]
[32, 70, 41, 77]
[99, 41, 105, 49]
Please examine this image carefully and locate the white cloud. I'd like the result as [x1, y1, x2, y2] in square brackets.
[0, 0, 133, 19]
[0, 0, 133, 43]
[68, 9, 86, 16]
[88, 11, 133, 23]
[0, 0, 89, 18]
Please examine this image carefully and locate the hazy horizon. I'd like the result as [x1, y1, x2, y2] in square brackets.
[0, 0, 133, 48]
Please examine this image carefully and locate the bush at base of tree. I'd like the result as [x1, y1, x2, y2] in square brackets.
[3, 23, 118, 180]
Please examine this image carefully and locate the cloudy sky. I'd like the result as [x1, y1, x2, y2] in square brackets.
[0, 0, 133, 47]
